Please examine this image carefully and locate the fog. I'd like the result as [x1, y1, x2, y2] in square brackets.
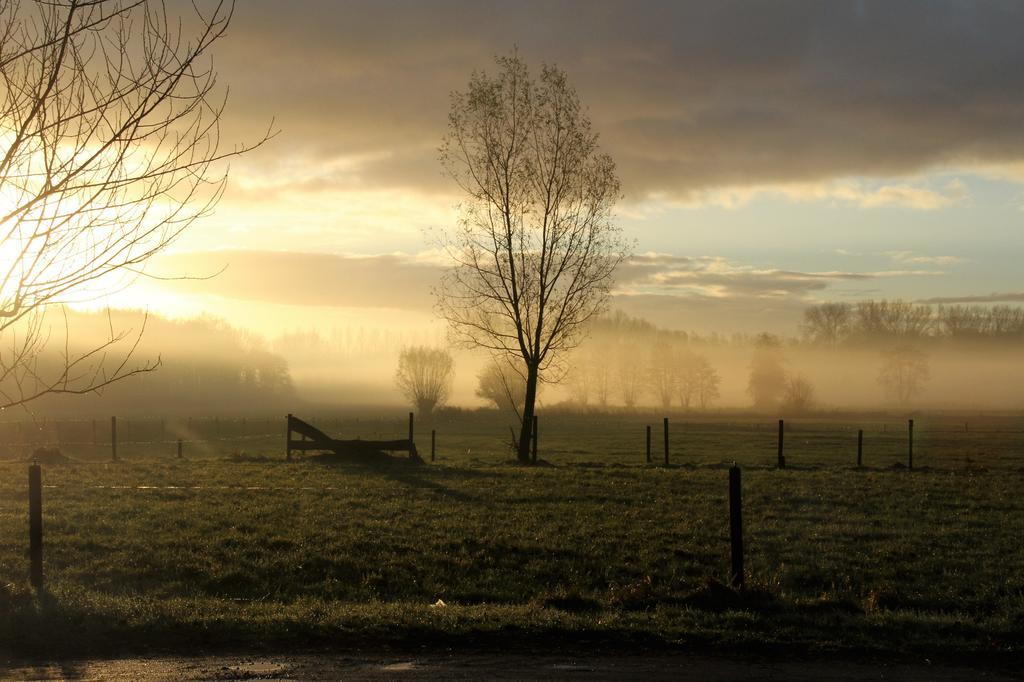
[17, 299, 1023, 419]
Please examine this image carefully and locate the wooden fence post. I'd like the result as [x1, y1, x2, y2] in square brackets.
[285, 413, 292, 460]
[857, 429, 863, 467]
[531, 415, 538, 465]
[28, 463, 42, 589]
[729, 465, 744, 589]
[663, 417, 669, 466]
[431, 429, 436, 463]
[111, 416, 118, 461]
[908, 418, 914, 471]
[408, 412, 414, 445]
[777, 419, 786, 469]
[177, 438, 183, 459]
[645, 425, 651, 464]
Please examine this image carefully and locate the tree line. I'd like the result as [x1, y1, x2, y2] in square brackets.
[394, 300, 1024, 418]
[802, 300, 1024, 347]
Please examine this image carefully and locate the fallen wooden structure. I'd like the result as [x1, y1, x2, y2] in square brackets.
[286, 413, 422, 463]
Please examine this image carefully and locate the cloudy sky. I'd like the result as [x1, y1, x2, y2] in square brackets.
[127, 0, 1024, 336]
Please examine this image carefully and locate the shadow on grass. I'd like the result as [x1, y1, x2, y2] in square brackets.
[301, 452, 501, 502]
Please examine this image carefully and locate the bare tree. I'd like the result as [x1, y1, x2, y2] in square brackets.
[936, 305, 986, 340]
[476, 356, 527, 418]
[877, 345, 930, 406]
[781, 373, 815, 413]
[693, 356, 721, 410]
[987, 305, 1024, 338]
[0, 0, 268, 409]
[647, 339, 676, 409]
[802, 302, 852, 347]
[564, 355, 592, 406]
[747, 333, 786, 411]
[395, 346, 454, 417]
[437, 53, 626, 463]
[851, 300, 934, 344]
[590, 349, 612, 409]
[614, 340, 644, 408]
[676, 348, 701, 409]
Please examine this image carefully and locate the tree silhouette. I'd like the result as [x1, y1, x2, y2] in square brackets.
[476, 357, 528, 418]
[747, 333, 786, 411]
[437, 53, 626, 463]
[878, 345, 930, 406]
[802, 302, 852, 347]
[693, 356, 721, 410]
[395, 346, 454, 417]
[647, 339, 677, 409]
[781, 373, 815, 413]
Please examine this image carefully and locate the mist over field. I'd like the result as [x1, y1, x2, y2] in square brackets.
[21, 300, 1024, 417]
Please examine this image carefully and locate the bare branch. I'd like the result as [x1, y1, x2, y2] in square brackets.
[0, 0, 268, 408]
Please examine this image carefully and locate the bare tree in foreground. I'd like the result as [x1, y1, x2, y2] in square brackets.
[437, 53, 627, 463]
[0, 0, 268, 409]
[395, 346, 454, 417]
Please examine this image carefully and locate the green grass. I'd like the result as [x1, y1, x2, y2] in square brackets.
[0, 411, 1022, 662]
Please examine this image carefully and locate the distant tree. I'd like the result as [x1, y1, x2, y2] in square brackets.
[693, 356, 721, 410]
[615, 341, 644, 408]
[564, 355, 592, 406]
[476, 358, 528, 418]
[591, 356, 612, 408]
[802, 303, 852, 347]
[781, 373, 815, 413]
[676, 349, 701, 409]
[877, 345, 930, 406]
[851, 300, 934, 344]
[436, 53, 627, 463]
[395, 347, 454, 417]
[747, 333, 786, 410]
[987, 305, 1024, 338]
[647, 340, 677, 409]
[936, 305, 987, 340]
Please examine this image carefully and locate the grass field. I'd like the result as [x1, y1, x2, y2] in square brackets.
[0, 410, 1022, 664]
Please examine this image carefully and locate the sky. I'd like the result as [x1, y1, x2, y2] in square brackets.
[120, 0, 1024, 338]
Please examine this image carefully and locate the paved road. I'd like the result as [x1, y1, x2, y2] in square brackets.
[2, 653, 1020, 681]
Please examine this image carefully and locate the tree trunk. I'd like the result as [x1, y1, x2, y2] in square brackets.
[517, 363, 540, 464]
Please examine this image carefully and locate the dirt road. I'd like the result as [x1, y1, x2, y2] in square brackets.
[2, 653, 1020, 681]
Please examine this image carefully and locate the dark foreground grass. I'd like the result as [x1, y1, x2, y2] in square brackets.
[0, 444, 1022, 665]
